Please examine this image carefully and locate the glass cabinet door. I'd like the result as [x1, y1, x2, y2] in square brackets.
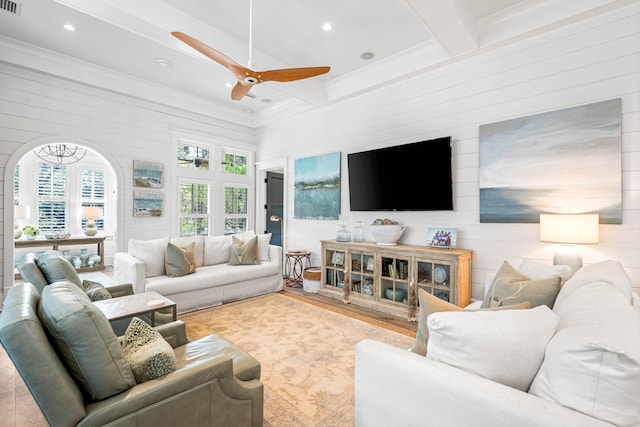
[349, 251, 375, 297]
[416, 259, 453, 303]
[380, 255, 410, 304]
[324, 248, 346, 289]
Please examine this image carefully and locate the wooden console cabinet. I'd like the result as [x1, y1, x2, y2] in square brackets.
[320, 240, 471, 320]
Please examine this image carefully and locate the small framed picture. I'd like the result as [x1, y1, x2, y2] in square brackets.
[331, 251, 345, 266]
[366, 257, 375, 272]
[427, 228, 457, 248]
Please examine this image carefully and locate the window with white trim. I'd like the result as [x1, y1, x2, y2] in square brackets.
[80, 167, 105, 230]
[223, 186, 248, 235]
[223, 150, 247, 175]
[37, 163, 67, 232]
[178, 144, 209, 170]
[179, 181, 210, 236]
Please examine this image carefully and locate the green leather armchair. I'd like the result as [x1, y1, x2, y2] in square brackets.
[0, 283, 263, 427]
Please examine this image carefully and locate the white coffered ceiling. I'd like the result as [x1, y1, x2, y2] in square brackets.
[0, 0, 631, 117]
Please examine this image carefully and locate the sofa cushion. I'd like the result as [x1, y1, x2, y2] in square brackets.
[165, 242, 196, 277]
[229, 235, 259, 265]
[481, 261, 561, 309]
[82, 279, 112, 302]
[128, 236, 169, 277]
[38, 281, 136, 400]
[36, 252, 82, 288]
[427, 305, 559, 391]
[16, 253, 50, 292]
[203, 235, 232, 265]
[170, 235, 204, 267]
[529, 280, 640, 426]
[121, 317, 177, 383]
[518, 259, 572, 285]
[238, 231, 272, 262]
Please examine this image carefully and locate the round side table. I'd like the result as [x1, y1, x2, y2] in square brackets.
[284, 250, 311, 287]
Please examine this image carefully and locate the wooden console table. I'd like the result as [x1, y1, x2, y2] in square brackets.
[15, 235, 106, 272]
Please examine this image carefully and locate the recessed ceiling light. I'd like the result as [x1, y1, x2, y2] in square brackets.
[156, 58, 171, 68]
[360, 52, 375, 60]
[63, 24, 76, 32]
[262, 98, 272, 103]
[322, 22, 333, 32]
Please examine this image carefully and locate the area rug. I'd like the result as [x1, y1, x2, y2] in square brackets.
[179, 293, 415, 427]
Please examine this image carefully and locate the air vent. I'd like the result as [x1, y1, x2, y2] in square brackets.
[1, 0, 21, 15]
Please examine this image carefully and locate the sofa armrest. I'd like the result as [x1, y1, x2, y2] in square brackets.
[355, 339, 614, 427]
[113, 252, 146, 294]
[154, 320, 189, 348]
[80, 355, 263, 427]
[106, 283, 134, 298]
[268, 245, 282, 267]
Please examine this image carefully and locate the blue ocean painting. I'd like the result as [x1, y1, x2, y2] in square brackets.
[134, 191, 163, 217]
[294, 152, 341, 220]
[479, 99, 622, 224]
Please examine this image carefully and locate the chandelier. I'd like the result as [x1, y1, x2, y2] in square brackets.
[33, 144, 87, 165]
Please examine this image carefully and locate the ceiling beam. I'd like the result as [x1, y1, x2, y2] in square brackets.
[404, 0, 478, 56]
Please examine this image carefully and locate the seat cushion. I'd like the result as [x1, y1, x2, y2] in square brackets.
[173, 334, 260, 382]
[38, 281, 136, 400]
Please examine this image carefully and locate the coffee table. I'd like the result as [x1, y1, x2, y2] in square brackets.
[93, 291, 176, 326]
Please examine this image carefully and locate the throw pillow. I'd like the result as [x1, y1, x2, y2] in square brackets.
[410, 289, 531, 356]
[529, 281, 640, 426]
[38, 281, 136, 400]
[229, 235, 259, 266]
[82, 279, 112, 301]
[121, 317, 177, 383]
[36, 252, 82, 288]
[481, 261, 561, 309]
[128, 236, 169, 277]
[518, 259, 572, 285]
[426, 305, 559, 391]
[165, 242, 196, 277]
[410, 289, 463, 356]
[170, 235, 204, 267]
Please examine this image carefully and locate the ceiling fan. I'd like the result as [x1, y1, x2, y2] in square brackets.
[172, 0, 330, 101]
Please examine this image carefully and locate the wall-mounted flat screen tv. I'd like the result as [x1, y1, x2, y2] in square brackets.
[347, 136, 453, 211]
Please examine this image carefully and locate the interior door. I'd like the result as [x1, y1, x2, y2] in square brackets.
[265, 171, 283, 246]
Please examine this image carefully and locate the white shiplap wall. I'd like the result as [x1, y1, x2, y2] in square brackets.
[255, 4, 640, 300]
[0, 64, 256, 299]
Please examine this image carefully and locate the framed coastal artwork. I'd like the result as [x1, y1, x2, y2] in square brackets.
[133, 160, 164, 188]
[294, 152, 341, 220]
[479, 98, 622, 224]
[133, 191, 163, 217]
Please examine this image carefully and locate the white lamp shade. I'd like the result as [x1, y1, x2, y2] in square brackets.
[539, 213, 599, 244]
[81, 206, 102, 219]
[14, 205, 30, 220]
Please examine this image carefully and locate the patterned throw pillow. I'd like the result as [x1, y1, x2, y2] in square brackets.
[228, 235, 259, 266]
[121, 317, 177, 383]
[82, 279, 112, 301]
[481, 261, 561, 309]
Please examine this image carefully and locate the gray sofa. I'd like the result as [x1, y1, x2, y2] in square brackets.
[114, 234, 283, 313]
[0, 282, 264, 427]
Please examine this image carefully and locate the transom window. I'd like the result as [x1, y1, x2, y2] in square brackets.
[223, 151, 247, 175]
[178, 144, 209, 170]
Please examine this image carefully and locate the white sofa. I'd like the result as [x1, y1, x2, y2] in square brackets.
[355, 260, 640, 427]
[114, 234, 283, 314]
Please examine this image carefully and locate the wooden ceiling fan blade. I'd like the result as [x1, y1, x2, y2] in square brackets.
[231, 81, 253, 100]
[172, 31, 242, 71]
[259, 66, 330, 83]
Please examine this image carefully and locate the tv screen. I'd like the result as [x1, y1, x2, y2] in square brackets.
[347, 137, 453, 211]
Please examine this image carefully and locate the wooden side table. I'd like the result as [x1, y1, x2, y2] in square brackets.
[284, 250, 311, 287]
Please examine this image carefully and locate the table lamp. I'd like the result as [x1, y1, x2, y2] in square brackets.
[14, 205, 30, 239]
[82, 206, 102, 236]
[539, 213, 599, 274]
